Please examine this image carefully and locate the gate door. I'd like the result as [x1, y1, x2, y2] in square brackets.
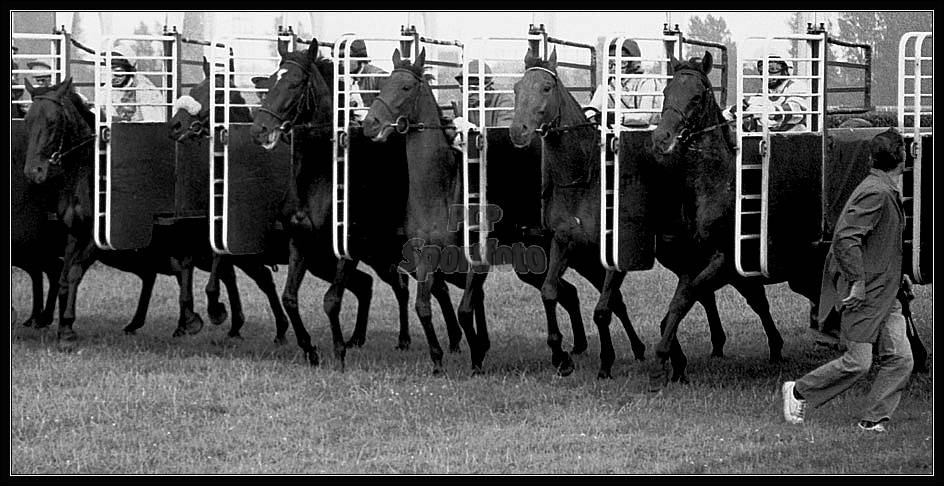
[600, 32, 679, 271]
[94, 33, 177, 250]
[209, 33, 294, 255]
[735, 34, 826, 279]
[898, 32, 933, 284]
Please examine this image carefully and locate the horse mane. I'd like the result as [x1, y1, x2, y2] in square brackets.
[34, 83, 96, 129]
[392, 57, 446, 122]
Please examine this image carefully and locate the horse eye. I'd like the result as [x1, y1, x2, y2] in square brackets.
[402, 85, 410, 91]
[542, 85, 552, 93]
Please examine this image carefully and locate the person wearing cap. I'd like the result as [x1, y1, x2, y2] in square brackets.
[450, 60, 515, 136]
[724, 46, 810, 132]
[338, 39, 388, 117]
[107, 46, 166, 122]
[781, 128, 912, 433]
[26, 60, 53, 88]
[252, 74, 275, 104]
[11, 46, 28, 118]
[588, 39, 664, 128]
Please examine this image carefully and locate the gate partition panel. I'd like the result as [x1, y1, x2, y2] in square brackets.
[898, 32, 933, 284]
[600, 32, 679, 271]
[94, 34, 177, 250]
[209, 33, 293, 256]
[735, 34, 826, 279]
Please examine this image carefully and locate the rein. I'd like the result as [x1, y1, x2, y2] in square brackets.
[664, 70, 734, 150]
[524, 67, 599, 138]
[257, 59, 333, 137]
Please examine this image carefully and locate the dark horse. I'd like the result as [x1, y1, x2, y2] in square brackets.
[167, 56, 290, 343]
[362, 48, 607, 375]
[645, 53, 823, 390]
[250, 42, 472, 370]
[22, 78, 205, 346]
[510, 49, 784, 379]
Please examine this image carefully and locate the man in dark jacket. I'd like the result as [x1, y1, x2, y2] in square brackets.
[781, 128, 913, 433]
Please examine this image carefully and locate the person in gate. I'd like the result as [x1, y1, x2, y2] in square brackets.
[587, 39, 664, 128]
[12, 46, 28, 118]
[724, 44, 810, 132]
[338, 39, 387, 123]
[448, 60, 516, 141]
[107, 45, 166, 122]
[781, 128, 913, 433]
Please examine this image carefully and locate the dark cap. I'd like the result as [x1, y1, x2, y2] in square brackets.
[110, 52, 135, 71]
[27, 60, 52, 71]
[338, 39, 368, 58]
[252, 75, 275, 90]
[869, 128, 905, 171]
[609, 39, 640, 58]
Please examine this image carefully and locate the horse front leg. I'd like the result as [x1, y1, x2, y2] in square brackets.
[414, 256, 444, 375]
[321, 258, 359, 370]
[205, 254, 229, 326]
[217, 259, 246, 338]
[516, 272, 588, 356]
[172, 256, 204, 337]
[281, 235, 318, 366]
[38, 257, 63, 328]
[55, 235, 97, 350]
[591, 269, 626, 379]
[369, 264, 411, 350]
[457, 266, 488, 374]
[122, 270, 156, 334]
[541, 236, 574, 376]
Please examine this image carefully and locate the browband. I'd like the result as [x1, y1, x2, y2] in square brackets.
[525, 66, 558, 78]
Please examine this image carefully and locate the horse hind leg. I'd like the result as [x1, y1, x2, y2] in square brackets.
[541, 237, 575, 377]
[730, 279, 783, 363]
[370, 265, 411, 350]
[38, 257, 63, 328]
[321, 259, 359, 371]
[611, 286, 646, 362]
[281, 237, 319, 366]
[205, 255, 229, 326]
[415, 262, 445, 375]
[236, 257, 290, 345]
[122, 270, 156, 334]
[22, 266, 46, 328]
[517, 271, 587, 356]
[172, 258, 204, 337]
[432, 274, 463, 352]
[457, 268, 488, 374]
[699, 291, 726, 358]
[217, 261, 246, 339]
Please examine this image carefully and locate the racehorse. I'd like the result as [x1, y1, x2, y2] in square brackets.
[22, 78, 205, 346]
[168, 56, 290, 343]
[362, 48, 620, 376]
[250, 41, 472, 370]
[646, 52, 823, 390]
[510, 49, 784, 379]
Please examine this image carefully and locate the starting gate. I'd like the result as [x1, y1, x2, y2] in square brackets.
[600, 25, 729, 272]
[208, 32, 294, 256]
[331, 30, 415, 260]
[898, 32, 933, 285]
[94, 32, 178, 251]
[734, 32, 826, 279]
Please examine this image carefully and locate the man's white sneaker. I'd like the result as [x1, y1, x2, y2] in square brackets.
[857, 419, 887, 433]
[782, 381, 806, 424]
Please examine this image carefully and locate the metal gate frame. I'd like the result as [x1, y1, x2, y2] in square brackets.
[94, 32, 177, 251]
[898, 31, 933, 284]
[734, 32, 826, 278]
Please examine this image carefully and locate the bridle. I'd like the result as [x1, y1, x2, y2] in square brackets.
[523, 66, 598, 138]
[662, 69, 733, 150]
[373, 68, 451, 134]
[31, 94, 96, 167]
[256, 59, 332, 138]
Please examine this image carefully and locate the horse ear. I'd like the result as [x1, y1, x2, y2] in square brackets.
[701, 51, 714, 75]
[415, 47, 426, 68]
[547, 48, 557, 71]
[392, 48, 402, 66]
[24, 77, 35, 95]
[524, 48, 538, 68]
[307, 43, 319, 65]
[669, 54, 680, 73]
[202, 56, 210, 79]
[277, 40, 288, 58]
[56, 77, 73, 97]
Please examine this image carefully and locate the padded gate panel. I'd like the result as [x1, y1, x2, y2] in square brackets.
[483, 129, 544, 241]
[108, 122, 176, 250]
[616, 131, 655, 271]
[344, 128, 409, 259]
[823, 128, 888, 236]
[224, 123, 292, 255]
[174, 138, 210, 216]
[764, 132, 823, 279]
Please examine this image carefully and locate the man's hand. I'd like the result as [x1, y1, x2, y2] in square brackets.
[451, 116, 478, 134]
[842, 280, 866, 310]
[900, 274, 914, 301]
[722, 105, 736, 122]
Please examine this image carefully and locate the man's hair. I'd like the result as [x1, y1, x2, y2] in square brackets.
[869, 128, 905, 171]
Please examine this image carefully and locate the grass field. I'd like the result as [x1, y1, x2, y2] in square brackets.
[9, 262, 934, 474]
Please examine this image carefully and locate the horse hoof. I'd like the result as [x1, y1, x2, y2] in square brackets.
[671, 370, 690, 384]
[306, 351, 320, 367]
[344, 336, 365, 349]
[447, 342, 461, 353]
[123, 328, 136, 336]
[226, 333, 244, 341]
[56, 329, 78, 352]
[183, 314, 204, 336]
[208, 304, 228, 326]
[768, 353, 783, 364]
[555, 355, 575, 377]
[710, 351, 725, 359]
[273, 335, 287, 346]
[633, 345, 647, 362]
[648, 362, 671, 393]
[597, 369, 613, 380]
[395, 340, 411, 351]
[571, 341, 588, 356]
[432, 367, 444, 376]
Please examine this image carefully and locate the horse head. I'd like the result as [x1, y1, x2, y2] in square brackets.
[509, 47, 559, 148]
[651, 51, 722, 160]
[250, 40, 332, 151]
[22, 77, 95, 184]
[170, 56, 250, 143]
[362, 47, 429, 142]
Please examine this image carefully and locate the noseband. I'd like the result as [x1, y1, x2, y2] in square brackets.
[523, 67, 598, 138]
[32, 94, 96, 166]
[663, 70, 733, 149]
[374, 68, 450, 134]
[256, 59, 325, 136]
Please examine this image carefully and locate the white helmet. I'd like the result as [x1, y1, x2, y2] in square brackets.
[750, 41, 793, 74]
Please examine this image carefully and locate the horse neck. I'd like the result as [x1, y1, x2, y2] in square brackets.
[543, 82, 597, 188]
[405, 85, 456, 197]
